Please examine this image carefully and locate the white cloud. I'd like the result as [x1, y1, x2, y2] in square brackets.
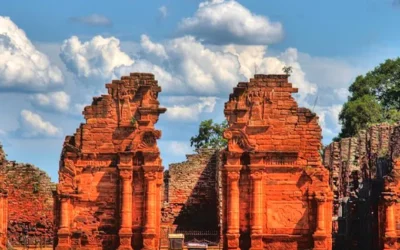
[140, 34, 168, 60]
[113, 59, 185, 93]
[60, 35, 134, 79]
[224, 45, 316, 104]
[165, 96, 217, 121]
[30, 91, 71, 112]
[159, 6, 168, 18]
[61, 34, 318, 102]
[18, 110, 62, 137]
[0, 16, 63, 91]
[69, 14, 112, 27]
[178, 0, 283, 45]
[163, 36, 243, 94]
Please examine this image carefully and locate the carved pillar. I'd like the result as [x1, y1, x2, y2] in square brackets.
[225, 165, 241, 250]
[383, 193, 398, 250]
[118, 169, 133, 250]
[249, 169, 263, 249]
[56, 195, 71, 250]
[249, 153, 264, 250]
[313, 191, 328, 250]
[155, 171, 163, 244]
[315, 194, 326, 234]
[118, 152, 134, 250]
[142, 151, 163, 250]
[143, 170, 157, 250]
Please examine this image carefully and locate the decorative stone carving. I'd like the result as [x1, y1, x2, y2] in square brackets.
[267, 202, 308, 229]
[227, 171, 240, 181]
[119, 169, 132, 180]
[223, 129, 255, 152]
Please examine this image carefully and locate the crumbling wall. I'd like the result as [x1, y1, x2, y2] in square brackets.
[55, 73, 166, 250]
[323, 122, 400, 250]
[161, 149, 222, 246]
[223, 74, 332, 250]
[0, 143, 55, 247]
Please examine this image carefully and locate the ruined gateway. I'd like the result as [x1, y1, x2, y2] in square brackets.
[52, 73, 333, 250]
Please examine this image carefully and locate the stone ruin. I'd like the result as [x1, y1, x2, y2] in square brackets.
[54, 73, 166, 250]
[0, 143, 55, 249]
[222, 74, 332, 250]
[159, 74, 334, 250]
[0, 72, 364, 250]
[324, 122, 400, 250]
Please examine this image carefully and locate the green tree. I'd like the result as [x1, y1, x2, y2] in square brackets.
[338, 58, 400, 138]
[190, 119, 228, 149]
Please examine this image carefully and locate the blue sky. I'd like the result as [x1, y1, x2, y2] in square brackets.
[0, 0, 400, 181]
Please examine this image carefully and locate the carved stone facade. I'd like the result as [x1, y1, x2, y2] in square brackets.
[223, 74, 333, 250]
[54, 73, 166, 250]
[324, 122, 400, 250]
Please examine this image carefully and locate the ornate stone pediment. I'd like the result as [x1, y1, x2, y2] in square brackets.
[137, 130, 161, 150]
[223, 129, 255, 152]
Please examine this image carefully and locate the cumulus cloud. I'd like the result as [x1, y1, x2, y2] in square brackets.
[113, 59, 185, 93]
[164, 96, 217, 121]
[224, 45, 316, 103]
[178, 0, 283, 45]
[0, 16, 63, 91]
[30, 91, 71, 113]
[60, 35, 133, 79]
[140, 34, 168, 60]
[69, 14, 112, 27]
[159, 6, 168, 18]
[61, 34, 318, 102]
[18, 110, 62, 138]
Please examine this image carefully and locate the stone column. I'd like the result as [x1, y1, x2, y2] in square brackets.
[142, 151, 163, 250]
[249, 169, 263, 249]
[225, 166, 241, 250]
[118, 152, 134, 250]
[143, 170, 157, 250]
[249, 153, 264, 250]
[0, 192, 7, 250]
[118, 168, 133, 250]
[383, 193, 397, 250]
[316, 195, 326, 234]
[56, 195, 71, 250]
[313, 192, 328, 250]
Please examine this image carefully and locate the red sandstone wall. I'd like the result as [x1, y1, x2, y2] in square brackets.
[161, 149, 222, 246]
[0, 144, 55, 247]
